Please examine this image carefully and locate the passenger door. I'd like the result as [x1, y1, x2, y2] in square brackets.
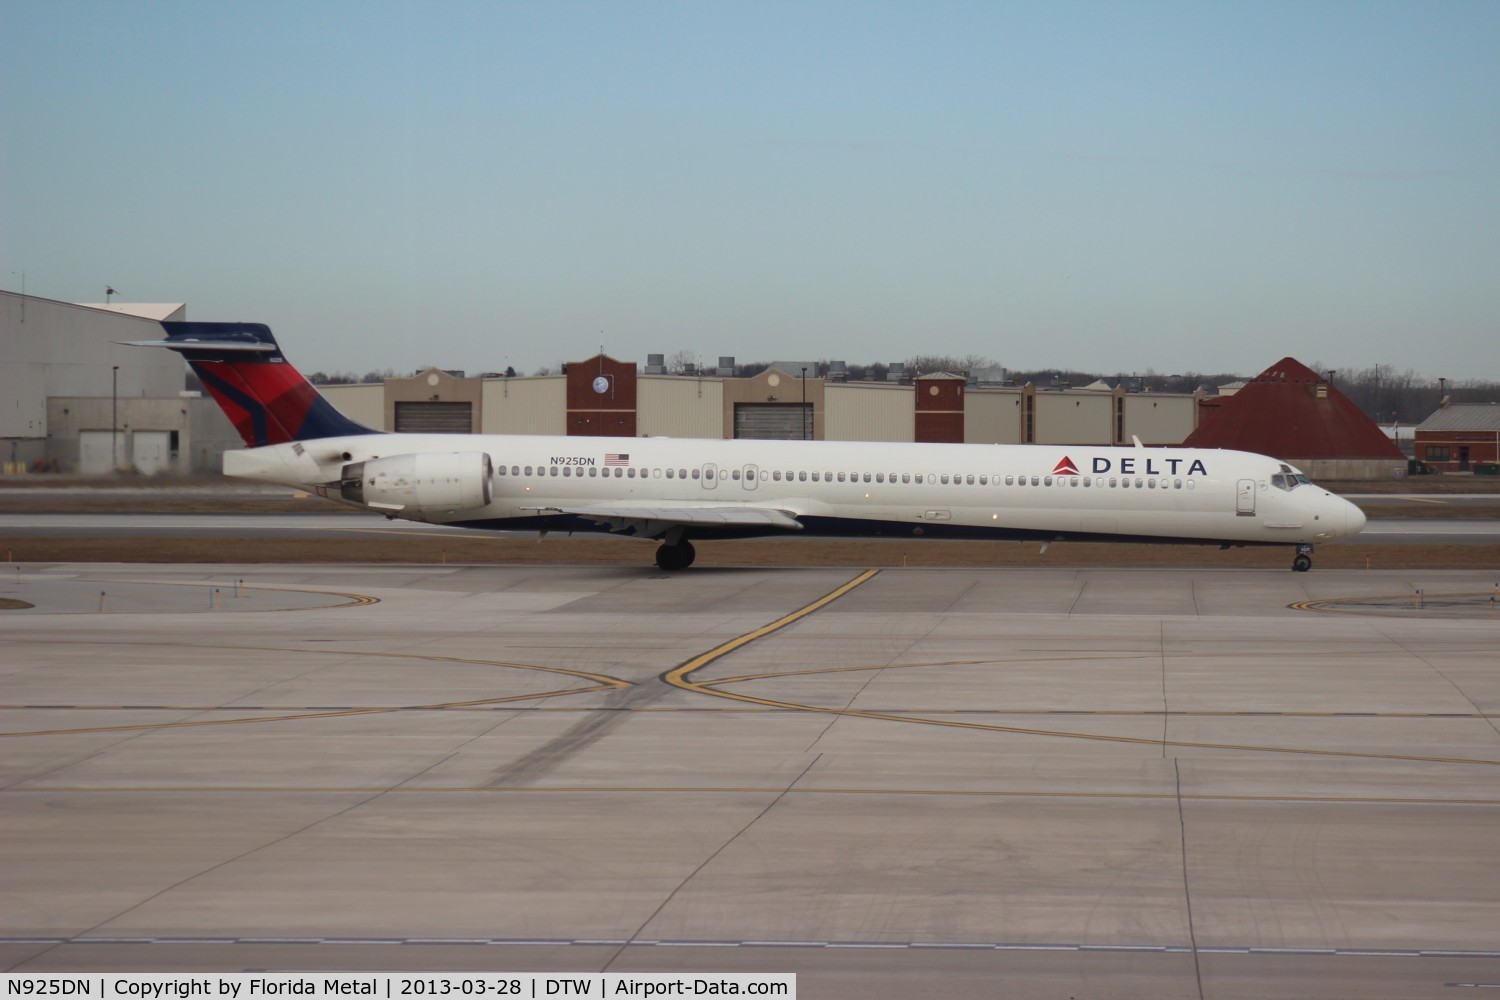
[1236, 479, 1256, 516]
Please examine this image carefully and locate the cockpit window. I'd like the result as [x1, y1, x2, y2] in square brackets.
[1271, 473, 1311, 491]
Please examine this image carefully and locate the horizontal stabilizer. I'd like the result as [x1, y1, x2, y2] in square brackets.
[122, 338, 275, 353]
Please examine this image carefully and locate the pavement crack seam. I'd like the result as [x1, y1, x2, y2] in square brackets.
[1159, 620, 1170, 758]
[599, 753, 824, 974]
[22, 785, 391, 967]
[801, 613, 947, 754]
[1375, 625, 1500, 741]
[1175, 759, 1206, 1000]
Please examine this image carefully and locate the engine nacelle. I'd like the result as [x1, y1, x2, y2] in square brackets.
[340, 452, 493, 513]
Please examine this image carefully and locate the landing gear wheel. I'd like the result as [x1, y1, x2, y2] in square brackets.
[654, 540, 696, 571]
[1292, 551, 1313, 573]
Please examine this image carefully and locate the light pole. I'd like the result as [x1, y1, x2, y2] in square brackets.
[111, 366, 119, 473]
[800, 367, 808, 440]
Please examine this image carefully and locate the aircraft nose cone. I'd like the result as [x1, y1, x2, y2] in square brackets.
[1346, 501, 1367, 537]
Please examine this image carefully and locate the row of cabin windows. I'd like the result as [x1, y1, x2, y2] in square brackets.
[495, 464, 1196, 491]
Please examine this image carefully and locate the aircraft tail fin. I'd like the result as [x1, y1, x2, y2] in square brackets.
[127, 322, 377, 448]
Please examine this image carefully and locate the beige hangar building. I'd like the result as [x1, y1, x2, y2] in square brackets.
[320, 357, 1202, 449]
[2, 288, 1202, 476]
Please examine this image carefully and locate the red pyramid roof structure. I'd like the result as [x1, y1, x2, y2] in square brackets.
[1183, 358, 1402, 459]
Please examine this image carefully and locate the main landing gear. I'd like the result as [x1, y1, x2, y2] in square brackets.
[1292, 543, 1314, 573]
[655, 539, 696, 571]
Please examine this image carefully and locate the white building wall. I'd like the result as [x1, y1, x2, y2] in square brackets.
[319, 384, 387, 429]
[481, 376, 566, 435]
[964, 388, 1024, 444]
[2, 292, 187, 444]
[1123, 394, 1196, 445]
[825, 383, 914, 442]
[638, 375, 723, 438]
[1034, 391, 1113, 444]
[45, 395, 238, 474]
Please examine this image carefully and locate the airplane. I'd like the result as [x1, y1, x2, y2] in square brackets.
[129, 322, 1367, 572]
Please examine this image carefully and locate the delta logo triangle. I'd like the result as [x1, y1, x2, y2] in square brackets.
[1052, 455, 1080, 476]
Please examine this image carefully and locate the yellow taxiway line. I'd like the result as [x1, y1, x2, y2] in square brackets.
[664, 570, 1500, 767]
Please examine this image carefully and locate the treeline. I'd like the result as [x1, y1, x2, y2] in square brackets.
[1318, 364, 1497, 425]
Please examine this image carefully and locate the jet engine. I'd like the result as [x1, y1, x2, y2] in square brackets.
[340, 452, 493, 513]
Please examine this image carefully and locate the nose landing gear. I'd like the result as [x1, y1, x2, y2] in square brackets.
[655, 539, 697, 571]
[1292, 544, 1314, 572]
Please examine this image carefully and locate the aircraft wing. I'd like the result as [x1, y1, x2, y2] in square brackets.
[523, 503, 804, 536]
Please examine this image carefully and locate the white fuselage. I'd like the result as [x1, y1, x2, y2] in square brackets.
[224, 432, 1367, 548]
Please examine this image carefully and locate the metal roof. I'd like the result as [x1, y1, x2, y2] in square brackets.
[77, 302, 186, 320]
[1415, 405, 1500, 432]
[1183, 357, 1404, 459]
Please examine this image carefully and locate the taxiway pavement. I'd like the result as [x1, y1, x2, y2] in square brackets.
[2, 563, 1498, 999]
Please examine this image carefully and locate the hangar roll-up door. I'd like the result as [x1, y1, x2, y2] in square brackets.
[394, 401, 473, 433]
[733, 403, 812, 440]
[78, 431, 127, 474]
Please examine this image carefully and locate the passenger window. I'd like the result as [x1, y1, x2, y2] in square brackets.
[1135, 478, 1143, 488]
[549, 467, 558, 477]
[666, 468, 675, 479]
[837, 472, 846, 483]
[1174, 479, 1181, 489]
[679, 469, 687, 479]
[812, 472, 820, 482]
[692, 469, 700, 479]
[1044, 476, 1053, 486]
[627, 467, 635, 478]
[772, 470, 782, 481]
[876, 473, 885, 483]
[799, 472, 807, 482]
[901, 473, 910, 484]
[941, 474, 950, 484]
[1110, 478, 1117, 488]
[732, 469, 741, 480]
[615, 467, 623, 477]
[1082, 477, 1091, 487]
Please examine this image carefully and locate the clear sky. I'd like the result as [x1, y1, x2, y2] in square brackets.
[3, 0, 1497, 380]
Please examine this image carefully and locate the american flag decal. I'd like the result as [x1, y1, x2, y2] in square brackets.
[604, 453, 631, 466]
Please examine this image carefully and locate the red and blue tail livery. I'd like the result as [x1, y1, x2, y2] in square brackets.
[135, 322, 376, 447]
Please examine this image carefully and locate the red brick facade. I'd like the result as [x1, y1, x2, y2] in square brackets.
[1414, 430, 1500, 471]
[914, 375, 965, 443]
[565, 355, 637, 436]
